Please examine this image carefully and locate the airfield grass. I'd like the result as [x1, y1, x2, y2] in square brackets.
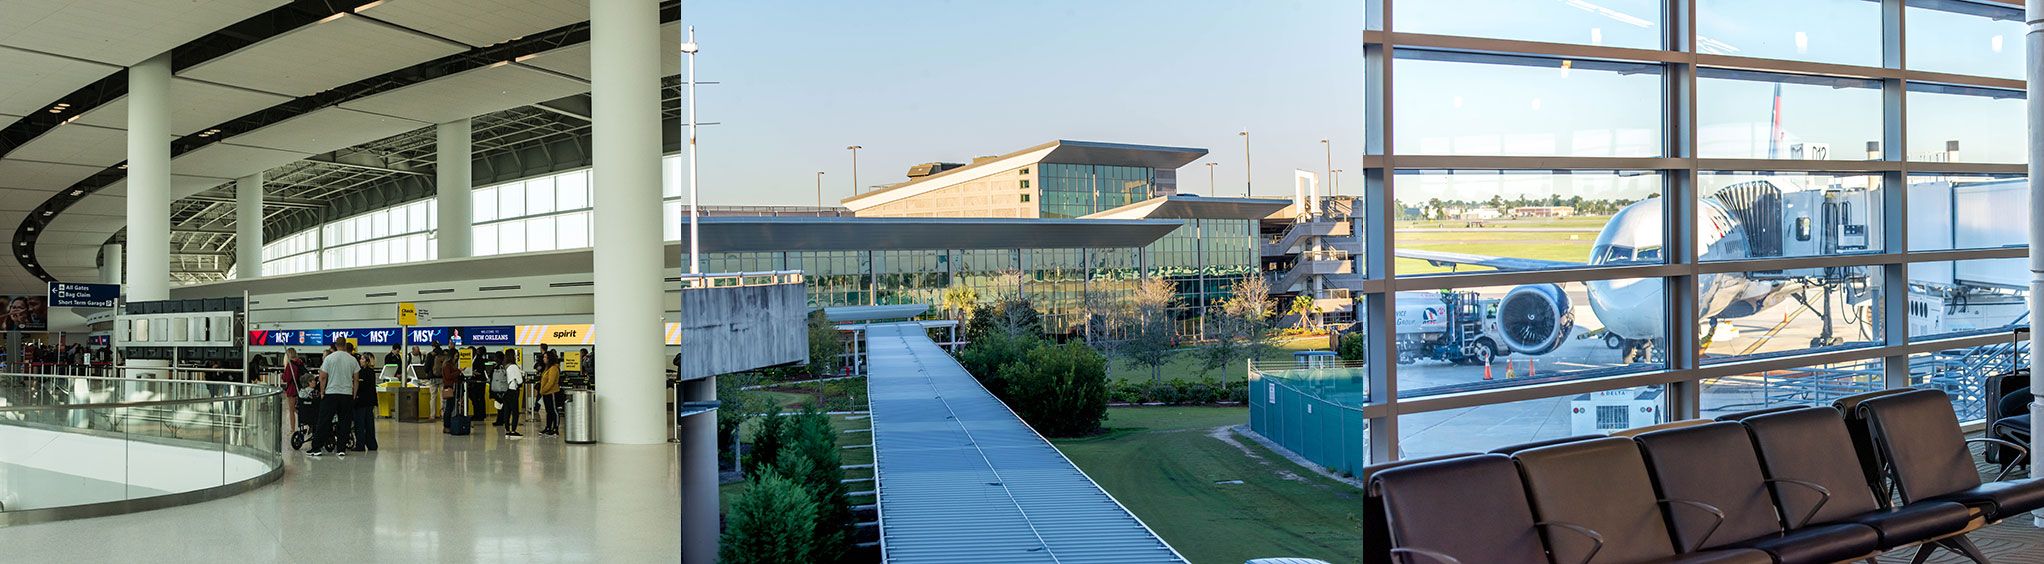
[1395, 223, 1600, 275]
[1054, 406, 1362, 564]
[1107, 336, 1328, 385]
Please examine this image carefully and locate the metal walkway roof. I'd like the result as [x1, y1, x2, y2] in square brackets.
[865, 323, 1186, 564]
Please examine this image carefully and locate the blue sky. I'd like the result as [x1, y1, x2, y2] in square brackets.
[670, 0, 2022, 206]
[678, 0, 1366, 205]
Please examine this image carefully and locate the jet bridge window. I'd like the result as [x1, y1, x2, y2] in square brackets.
[1794, 217, 1813, 241]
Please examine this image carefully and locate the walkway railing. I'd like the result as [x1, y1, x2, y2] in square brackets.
[0, 373, 284, 526]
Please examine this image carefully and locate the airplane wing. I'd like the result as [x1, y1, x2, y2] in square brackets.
[1396, 249, 1582, 271]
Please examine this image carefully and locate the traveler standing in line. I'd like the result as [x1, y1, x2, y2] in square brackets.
[497, 351, 526, 438]
[438, 354, 463, 434]
[538, 349, 563, 436]
[311, 342, 361, 457]
[351, 352, 380, 452]
[281, 348, 305, 429]
[467, 346, 491, 425]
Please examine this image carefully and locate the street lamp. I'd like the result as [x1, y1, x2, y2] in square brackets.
[1204, 162, 1218, 196]
[1330, 169, 1342, 199]
[815, 171, 825, 208]
[1239, 130, 1252, 197]
[846, 145, 863, 195]
[681, 27, 701, 274]
[1320, 139, 1333, 196]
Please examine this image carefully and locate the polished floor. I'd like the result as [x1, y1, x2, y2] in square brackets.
[0, 417, 682, 563]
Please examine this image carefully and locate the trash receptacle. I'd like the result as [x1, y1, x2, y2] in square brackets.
[564, 388, 596, 444]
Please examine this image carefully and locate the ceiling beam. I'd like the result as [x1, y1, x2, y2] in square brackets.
[180, 194, 324, 209]
[302, 155, 429, 176]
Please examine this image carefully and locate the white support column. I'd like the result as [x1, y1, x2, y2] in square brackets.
[437, 119, 473, 259]
[125, 53, 171, 302]
[101, 244, 122, 286]
[2023, 0, 2044, 528]
[236, 173, 264, 279]
[590, 0, 667, 445]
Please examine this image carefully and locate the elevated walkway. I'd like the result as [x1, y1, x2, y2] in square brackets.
[865, 323, 1184, 563]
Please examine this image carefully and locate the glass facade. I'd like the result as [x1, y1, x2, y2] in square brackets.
[1036, 163, 1155, 218]
[1245, 0, 2032, 467]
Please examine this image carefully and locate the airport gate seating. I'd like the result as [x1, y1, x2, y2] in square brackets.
[1363, 389, 2044, 564]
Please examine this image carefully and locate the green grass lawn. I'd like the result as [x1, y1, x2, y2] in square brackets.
[1107, 342, 1319, 385]
[1055, 406, 1362, 564]
[1394, 228, 1597, 275]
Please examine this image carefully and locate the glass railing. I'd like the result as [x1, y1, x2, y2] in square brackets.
[0, 373, 283, 523]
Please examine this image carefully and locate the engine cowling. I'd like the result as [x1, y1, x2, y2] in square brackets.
[1497, 283, 1575, 355]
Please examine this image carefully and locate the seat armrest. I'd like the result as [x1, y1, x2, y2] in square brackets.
[1390, 547, 1462, 564]
[1535, 521, 1605, 564]
[1658, 498, 1729, 552]
[1966, 437, 2029, 481]
[1767, 478, 1833, 529]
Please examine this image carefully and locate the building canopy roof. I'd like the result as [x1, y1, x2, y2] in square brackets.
[678, 216, 1182, 252]
[841, 140, 1207, 211]
[1082, 195, 1292, 221]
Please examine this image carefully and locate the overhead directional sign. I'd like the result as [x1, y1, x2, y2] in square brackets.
[49, 282, 119, 308]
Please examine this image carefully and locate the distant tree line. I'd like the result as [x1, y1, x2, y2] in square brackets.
[1395, 195, 1641, 220]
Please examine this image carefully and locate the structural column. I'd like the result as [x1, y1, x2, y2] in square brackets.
[236, 174, 264, 279]
[436, 119, 473, 259]
[100, 244, 122, 286]
[125, 53, 171, 302]
[2023, 0, 2044, 528]
[591, 0, 667, 444]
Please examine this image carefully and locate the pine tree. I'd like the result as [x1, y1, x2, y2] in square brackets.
[746, 410, 788, 475]
[719, 468, 817, 564]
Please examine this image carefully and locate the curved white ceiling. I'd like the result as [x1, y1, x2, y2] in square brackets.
[4, 0, 647, 294]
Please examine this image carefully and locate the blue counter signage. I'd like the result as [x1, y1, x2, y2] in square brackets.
[328, 328, 403, 347]
[465, 326, 516, 345]
[250, 329, 327, 346]
[254, 325, 523, 347]
[48, 282, 119, 308]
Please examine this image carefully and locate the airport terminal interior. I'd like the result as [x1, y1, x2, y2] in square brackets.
[2, 0, 2044, 563]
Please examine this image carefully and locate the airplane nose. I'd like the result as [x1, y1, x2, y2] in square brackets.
[1587, 278, 1663, 340]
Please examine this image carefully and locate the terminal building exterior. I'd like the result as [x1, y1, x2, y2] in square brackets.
[692, 140, 1283, 338]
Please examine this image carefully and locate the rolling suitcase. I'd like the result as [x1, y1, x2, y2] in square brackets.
[449, 393, 472, 436]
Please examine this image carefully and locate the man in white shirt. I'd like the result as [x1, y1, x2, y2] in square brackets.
[311, 342, 362, 457]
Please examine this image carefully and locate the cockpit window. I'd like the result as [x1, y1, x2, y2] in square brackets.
[1634, 246, 1661, 262]
[1593, 245, 1636, 265]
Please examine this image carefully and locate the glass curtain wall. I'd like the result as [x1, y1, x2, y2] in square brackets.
[1037, 163, 1156, 218]
[1342, 0, 2029, 462]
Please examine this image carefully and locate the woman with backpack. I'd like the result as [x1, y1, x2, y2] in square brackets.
[496, 351, 526, 439]
[351, 352, 380, 452]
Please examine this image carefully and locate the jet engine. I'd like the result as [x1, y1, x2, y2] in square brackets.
[1497, 283, 1575, 355]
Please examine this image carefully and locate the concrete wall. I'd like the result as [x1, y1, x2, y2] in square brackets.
[677, 282, 807, 379]
[856, 164, 1037, 218]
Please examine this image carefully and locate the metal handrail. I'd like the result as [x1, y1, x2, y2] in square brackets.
[0, 374, 280, 413]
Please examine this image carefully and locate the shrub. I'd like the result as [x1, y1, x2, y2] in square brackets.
[958, 330, 1042, 397]
[719, 468, 818, 564]
[1337, 331, 1368, 362]
[1000, 343, 1109, 437]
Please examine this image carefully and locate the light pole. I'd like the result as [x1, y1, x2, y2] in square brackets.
[1330, 169, 1342, 199]
[815, 171, 825, 208]
[681, 27, 701, 274]
[1204, 162, 1218, 196]
[1239, 130, 1252, 197]
[1320, 139, 1333, 196]
[846, 145, 863, 195]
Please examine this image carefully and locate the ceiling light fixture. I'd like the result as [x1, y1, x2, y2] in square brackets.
[69, 190, 83, 196]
